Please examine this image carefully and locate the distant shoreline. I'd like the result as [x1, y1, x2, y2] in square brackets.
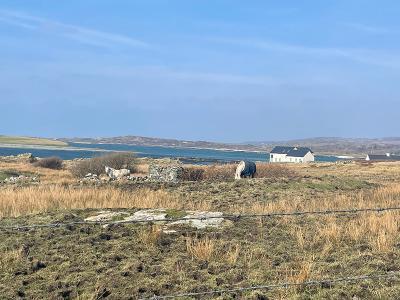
[71, 142, 268, 154]
[0, 142, 348, 161]
[0, 143, 115, 152]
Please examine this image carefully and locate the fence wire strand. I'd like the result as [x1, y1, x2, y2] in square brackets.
[1, 206, 400, 231]
[143, 271, 400, 299]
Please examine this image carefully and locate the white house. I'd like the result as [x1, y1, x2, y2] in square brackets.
[270, 146, 314, 163]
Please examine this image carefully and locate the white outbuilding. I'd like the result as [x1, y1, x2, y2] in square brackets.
[270, 146, 314, 163]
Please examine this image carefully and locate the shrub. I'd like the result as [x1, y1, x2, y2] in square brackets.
[182, 163, 297, 181]
[182, 164, 236, 182]
[186, 236, 215, 261]
[181, 167, 205, 181]
[255, 163, 297, 178]
[203, 164, 236, 181]
[34, 157, 63, 170]
[70, 152, 136, 178]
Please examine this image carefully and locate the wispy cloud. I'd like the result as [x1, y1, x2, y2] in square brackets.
[27, 62, 282, 86]
[0, 14, 36, 29]
[342, 22, 397, 35]
[210, 37, 400, 69]
[0, 9, 150, 49]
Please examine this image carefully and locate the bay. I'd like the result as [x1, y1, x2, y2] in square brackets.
[0, 143, 339, 164]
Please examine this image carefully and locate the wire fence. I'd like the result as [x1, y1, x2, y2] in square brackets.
[142, 271, 400, 299]
[2, 206, 400, 298]
[1, 206, 400, 231]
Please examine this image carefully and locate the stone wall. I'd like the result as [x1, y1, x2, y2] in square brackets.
[148, 164, 183, 183]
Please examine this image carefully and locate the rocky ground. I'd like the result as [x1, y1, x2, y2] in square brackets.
[0, 157, 400, 299]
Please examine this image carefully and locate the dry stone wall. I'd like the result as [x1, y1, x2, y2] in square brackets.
[148, 164, 183, 183]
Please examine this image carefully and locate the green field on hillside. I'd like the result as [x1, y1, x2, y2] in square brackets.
[0, 136, 67, 147]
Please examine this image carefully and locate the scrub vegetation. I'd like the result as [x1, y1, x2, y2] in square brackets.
[0, 159, 400, 299]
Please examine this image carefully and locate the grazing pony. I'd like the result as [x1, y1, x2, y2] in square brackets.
[235, 161, 256, 179]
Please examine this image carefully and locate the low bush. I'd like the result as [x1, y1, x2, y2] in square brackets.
[255, 163, 297, 178]
[70, 152, 136, 178]
[204, 164, 236, 181]
[34, 157, 63, 170]
[182, 163, 297, 181]
[181, 167, 205, 181]
[182, 164, 236, 181]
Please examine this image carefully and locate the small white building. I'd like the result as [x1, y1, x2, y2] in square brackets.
[270, 146, 314, 163]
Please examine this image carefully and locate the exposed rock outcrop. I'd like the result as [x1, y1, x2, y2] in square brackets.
[83, 209, 231, 230]
[2, 175, 39, 184]
[0, 153, 36, 163]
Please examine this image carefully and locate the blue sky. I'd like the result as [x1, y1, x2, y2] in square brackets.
[0, 1, 399, 142]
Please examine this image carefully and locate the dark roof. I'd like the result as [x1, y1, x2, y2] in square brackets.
[367, 154, 400, 161]
[287, 147, 313, 157]
[270, 146, 295, 154]
[271, 146, 313, 157]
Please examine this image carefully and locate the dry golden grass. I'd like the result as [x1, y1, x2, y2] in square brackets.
[0, 185, 211, 218]
[186, 236, 216, 261]
[225, 244, 241, 265]
[1, 160, 400, 255]
[292, 261, 314, 284]
[0, 161, 74, 184]
[137, 225, 162, 247]
[263, 184, 400, 254]
[0, 249, 22, 274]
[244, 184, 400, 215]
[293, 226, 306, 250]
[255, 163, 297, 178]
[181, 164, 236, 181]
[292, 161, 400, 184]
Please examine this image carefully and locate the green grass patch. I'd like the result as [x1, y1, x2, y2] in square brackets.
[0, 170, 20, 181]
[0, 135, 67, 147]
[165, 209, 187, 219]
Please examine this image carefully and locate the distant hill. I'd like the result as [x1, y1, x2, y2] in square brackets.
[59, 136, 261, 152]
[0, 135, 67, 147]
[249, 137, 400, 156]
[60, 136, 400, 156]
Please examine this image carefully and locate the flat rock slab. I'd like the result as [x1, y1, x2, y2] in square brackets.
[124, 209, 167, 222]
[84, 211, 130, 222]
[83, 209, 229, 229]
[168, 211, 225, 229]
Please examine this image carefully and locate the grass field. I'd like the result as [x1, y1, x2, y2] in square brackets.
[0, 160, 400, 299]
[0, 135, 67, 147]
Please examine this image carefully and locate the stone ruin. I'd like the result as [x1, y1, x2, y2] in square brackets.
[78, 164, 184, 184]
[148, 164, 183, 183]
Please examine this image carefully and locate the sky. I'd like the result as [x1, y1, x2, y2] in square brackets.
[0, 0, 400, 142]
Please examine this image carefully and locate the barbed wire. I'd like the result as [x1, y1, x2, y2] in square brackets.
[143, 271, 400, 299]
[1, 206, 400, 231]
